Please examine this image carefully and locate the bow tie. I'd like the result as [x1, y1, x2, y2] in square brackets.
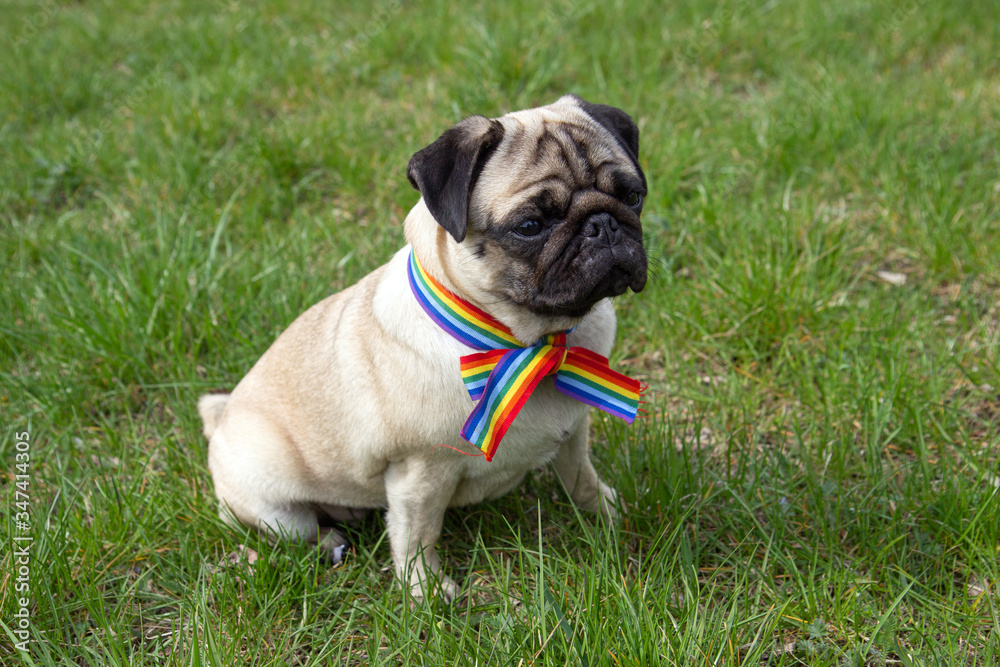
[407, 250, 641, 462]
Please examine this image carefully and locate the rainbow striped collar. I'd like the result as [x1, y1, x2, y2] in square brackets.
[407, 250, 641, 462]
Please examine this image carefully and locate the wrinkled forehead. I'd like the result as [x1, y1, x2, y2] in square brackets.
[473, 102, 642, 222]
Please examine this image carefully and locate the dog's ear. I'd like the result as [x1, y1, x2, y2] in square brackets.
[571, 97, 641, 164]
[407, 116, 505, 243]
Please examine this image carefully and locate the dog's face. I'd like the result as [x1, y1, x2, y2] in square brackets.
[407, 95, 647, 321]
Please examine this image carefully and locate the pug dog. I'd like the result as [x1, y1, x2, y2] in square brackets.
[198, 94, 647, 601]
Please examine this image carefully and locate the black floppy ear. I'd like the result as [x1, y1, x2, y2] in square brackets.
[406, 115, 505, 243]
[573, 97, 641, 164]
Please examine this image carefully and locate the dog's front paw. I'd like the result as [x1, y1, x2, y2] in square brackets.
[408, 572, 461, 605]
[436, 574, 461, 603]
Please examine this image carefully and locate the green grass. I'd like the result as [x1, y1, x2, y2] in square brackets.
[2, 0, 999, 663]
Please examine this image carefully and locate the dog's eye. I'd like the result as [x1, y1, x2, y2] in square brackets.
[514, 219, 543, 237]
[624, 191, 644, 208]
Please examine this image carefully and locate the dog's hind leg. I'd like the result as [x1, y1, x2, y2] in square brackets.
[211, 459, 350, 563]
[253, 503, 351, 563]
[206, 414, 352, 562]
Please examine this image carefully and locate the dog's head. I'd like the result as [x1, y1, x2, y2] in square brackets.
[407, 95, 647, 324]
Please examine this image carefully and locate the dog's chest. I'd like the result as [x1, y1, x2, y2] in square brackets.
[449, 381, 589, 506]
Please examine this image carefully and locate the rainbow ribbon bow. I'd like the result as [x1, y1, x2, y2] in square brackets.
[407, 250, 641, 462]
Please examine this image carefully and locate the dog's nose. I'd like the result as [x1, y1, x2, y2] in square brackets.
[581, 212, 621, 244]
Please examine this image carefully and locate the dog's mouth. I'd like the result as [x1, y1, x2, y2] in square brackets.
[520, 246, 648, 317]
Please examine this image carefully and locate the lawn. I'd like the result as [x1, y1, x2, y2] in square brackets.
[2, 0, 999, 664]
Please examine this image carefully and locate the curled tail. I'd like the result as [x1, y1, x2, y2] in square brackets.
[198, 394, 230, 439]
